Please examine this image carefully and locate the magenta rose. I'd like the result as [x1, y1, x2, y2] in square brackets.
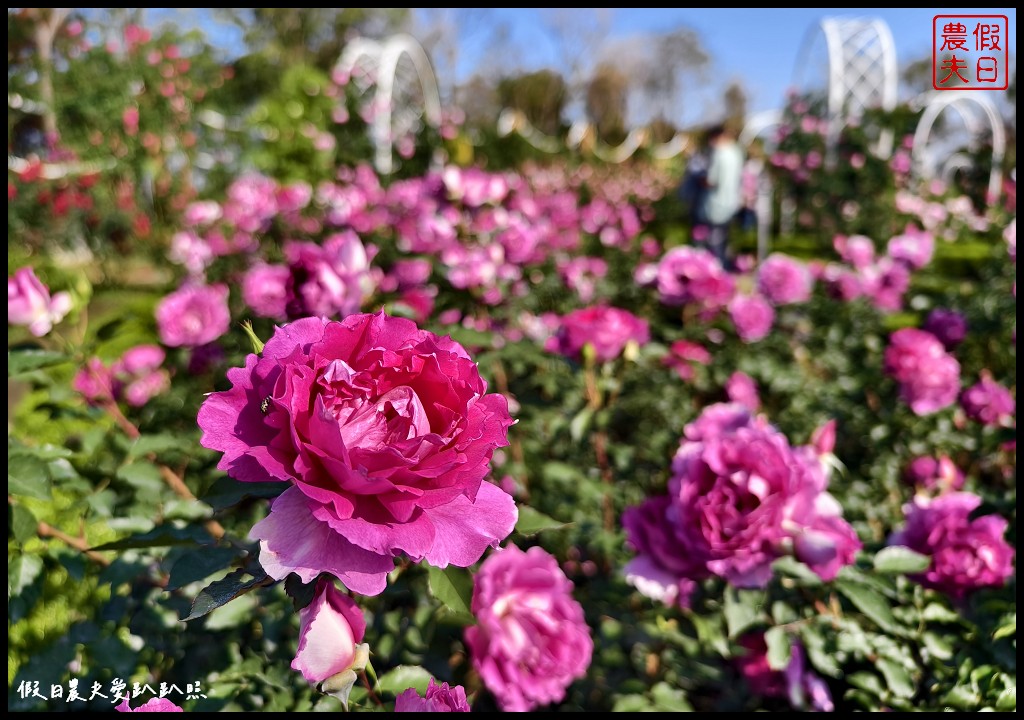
[960, 373, 1014, 427]
[155, 283, 230, 348]
[904, 455, 965, 492]
[833, 234, 875, 269]
[757, 253, 813, 305]
[922, 308, 968, 350]
[198, 313, 516, 595]
[729, 294, 775, 343]
[242, 264, 291, 320]
[545, 306, 649, 363]
[662, 339, 712, 382]
[283, 232, 374, 320]
[115, 697, 183, 712]
[465, 546, 592, 712]
[623, 406, 858, 600]
[889, 492, 1015, 599]
[623, 496, 706, 608]
[656, 246, 736, 311]
[883, 328, 961, 415]
[8, 267, 72, 337]
[395, 679, 470, 712]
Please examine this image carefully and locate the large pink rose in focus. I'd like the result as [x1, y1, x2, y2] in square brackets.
[466, 546, 592, 712]
[198, 313, 517, 594]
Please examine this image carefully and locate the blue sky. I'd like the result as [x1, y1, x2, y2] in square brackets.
[150, 7, 1016, 123]
[453, 8, 1016, 118]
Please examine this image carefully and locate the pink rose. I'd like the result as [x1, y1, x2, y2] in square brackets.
[156, 283, 230, 348]
[466, 546, 593, 712]
[729, 294, 775, 343]
[545, 306, 649, 363]
[960, 373, 1014, 427]
[656, 246, 735, 311]
[884, 328, 961, 415]
[890, 492, 1014, 599]
[283, 233, 374, 319]
[292, 579, 367, 683]
[8, 267, 72, 337]
[242, 264, 291, 320]
[757, 254, 813, 305]
[904, 455, 965, 492]
[198, 313, 516, 595]
[725, 371, 760, 412]
[395, 678, 470, 712]
[116, 697, 183, 712]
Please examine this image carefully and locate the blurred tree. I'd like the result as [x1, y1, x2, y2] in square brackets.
[458, 73, 500, 128]
[215, 9, 407, 71]
[642, 28, 709, 124]
[497, 69, 567, 136]
[586, 63, 629, 143]
[724, 81, 747, 131]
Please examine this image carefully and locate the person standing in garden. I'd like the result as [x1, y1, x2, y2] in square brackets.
[701, 123, 745, 269]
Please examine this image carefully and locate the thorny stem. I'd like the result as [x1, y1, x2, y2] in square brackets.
[36, 520, 111, 567]
[360, 670, 383, 707]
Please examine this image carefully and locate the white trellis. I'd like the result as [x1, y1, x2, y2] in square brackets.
[794, 17, 898, 157]
[910, 91, 1006, 201]
[335, 34, 443, 174]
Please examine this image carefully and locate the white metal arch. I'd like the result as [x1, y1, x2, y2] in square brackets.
[336, 34, 442, 174]
[794, 17, 898, 157]
[911, 91, 1006, 201]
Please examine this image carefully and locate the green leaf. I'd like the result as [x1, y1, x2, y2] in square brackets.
[10, 504, 38, 543]
[922, 602, 962, 624]
[427, 565, 473, 617]
[612, 695, 653, 712]
[115, 462, 164, 492]
[800, 624, 842, 678]
[569, 407, 594, 442]
[204, 592, 259, 630]
[992, 614, 1015, 640]
[771, 555, 823, 585]
[650, 682, 693, 711]
[285, 574, 319, 611]
[995, 687, 1016, 711]
[835, 577, 898, 633]
[848, 671, 885, 697]
[202, 476, 285, 510]
[376, 666, 434, 696]
[8, 554, 44, 597]
[7, 349, 68, 376]
[515, 505, 570, 536]
[128, 434, 185, 459]
[724, 587, 762, 639]
[91, 524, 214, 551]
[873, 546, 931, 574]
[922, 631, 954, 660]
[765, 626, 791, 671]
[7, 453, 52, 500]
[941, 684, 980, 710]
[877, 658, 915, 699]
[182, 568, 272, 621]
[165, 547, 242, 591]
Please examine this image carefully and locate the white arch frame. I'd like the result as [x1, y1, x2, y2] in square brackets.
[911, 91, 1006, 201]
[794, 17, 898, 158]
[336, 34, 442, 174]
